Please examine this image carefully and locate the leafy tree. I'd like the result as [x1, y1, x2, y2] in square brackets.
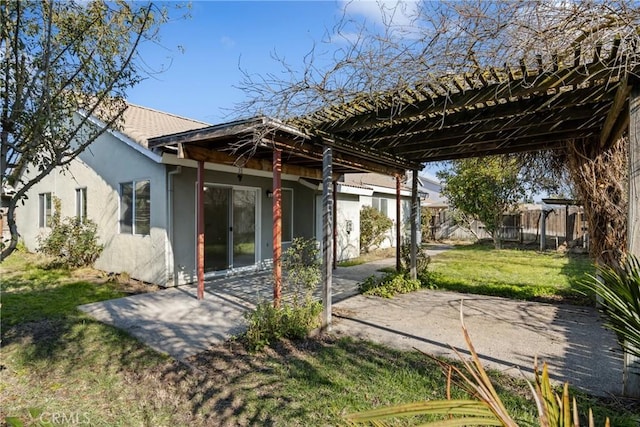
[437, 157, 525, 249]
[0, 0, 177, 260]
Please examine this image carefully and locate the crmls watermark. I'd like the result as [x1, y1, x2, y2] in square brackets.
[36, 412, 91, 425]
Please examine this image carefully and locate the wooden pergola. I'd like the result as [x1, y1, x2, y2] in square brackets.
[151, 42, 637, 317]
[150, 41, 639, 395]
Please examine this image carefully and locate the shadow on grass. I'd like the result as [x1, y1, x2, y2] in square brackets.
[167, 337, 485, 425]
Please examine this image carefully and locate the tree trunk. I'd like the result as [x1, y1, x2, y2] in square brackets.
[1, 197, 19, 261]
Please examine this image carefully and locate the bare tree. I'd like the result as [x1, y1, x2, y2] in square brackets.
[236, 1, 640, 119]
[233, 0, 640, 397]
[1, 0, 178, 259]
[234, 0, 638, 261]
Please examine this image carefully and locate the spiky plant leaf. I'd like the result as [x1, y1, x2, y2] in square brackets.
[582, 254, 640, 358]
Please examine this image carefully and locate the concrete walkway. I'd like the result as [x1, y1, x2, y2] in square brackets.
[78, 245, 623, 396]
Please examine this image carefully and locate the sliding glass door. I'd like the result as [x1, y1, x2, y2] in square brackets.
[203, 185, 257, 272]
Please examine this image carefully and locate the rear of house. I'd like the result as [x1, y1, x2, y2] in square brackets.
[16, 104, 416, 287]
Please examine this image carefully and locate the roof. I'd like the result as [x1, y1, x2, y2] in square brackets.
[342, 172, 409, 190]
[120, 103, 209, 148]
[149, 116, 414, 177]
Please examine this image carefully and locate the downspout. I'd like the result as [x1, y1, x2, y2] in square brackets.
[166, 166, 181, 287]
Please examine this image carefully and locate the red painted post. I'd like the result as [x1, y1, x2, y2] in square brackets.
[273, 149, 282, 308]
[197, 160, 205, 300]
[396, 174, 402, 272]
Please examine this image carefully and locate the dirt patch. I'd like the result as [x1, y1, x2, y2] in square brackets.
[69, 268, 160, 295]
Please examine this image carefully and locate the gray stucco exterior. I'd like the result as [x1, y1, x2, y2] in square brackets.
[16, 111, 417, 287]
[17, 125, 171, 285]
[17, 125, 319, 287]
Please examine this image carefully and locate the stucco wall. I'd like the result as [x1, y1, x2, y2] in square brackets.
[16, 131, 170, 286]
[334, 194, 359, 260]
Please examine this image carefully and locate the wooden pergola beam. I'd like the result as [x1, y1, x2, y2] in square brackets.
[600, 77, 631, 148]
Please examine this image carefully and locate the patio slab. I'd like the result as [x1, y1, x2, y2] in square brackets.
[331, 290, 623, 397]
[78, 259, 395, 360]
[78, 247, 624, 397]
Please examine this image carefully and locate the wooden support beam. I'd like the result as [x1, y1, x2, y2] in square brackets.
[540, 210, 547, 251]
[396, 175, 402, 272]
[624, 85, 640, 397]
[273, 149, 282, 308]
[332, 180, 337, 270]
[600, 78, 631, 148]
[196, 160, 205, 300]
[410, 170, 418, 280]
[184, 146, 325, 180]
[322, 145, 333, 330]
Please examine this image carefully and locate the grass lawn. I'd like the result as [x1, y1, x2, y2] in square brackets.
[427, 242, 596, 305]
[1, 251, 636, 426]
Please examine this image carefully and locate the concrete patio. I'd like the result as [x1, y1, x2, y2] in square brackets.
[78, 257, 396, 360]
[79, 248, 624, 397]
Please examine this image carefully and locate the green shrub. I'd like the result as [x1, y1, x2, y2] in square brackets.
[243, 299, 322, 352]
[244, 238, 323, 351]
[283, 237, 321, 305]
[37, 198, 103, 267]
[582, 254, 640, 358]
[360, 205, 392, 253]
[359, 272, 421, 298]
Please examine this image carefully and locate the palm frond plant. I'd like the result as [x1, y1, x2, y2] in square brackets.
[582, 254, 640, 358]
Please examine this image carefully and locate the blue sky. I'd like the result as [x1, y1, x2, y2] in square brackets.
[128, 1, 376, 123]
[127, 0, 442, 179]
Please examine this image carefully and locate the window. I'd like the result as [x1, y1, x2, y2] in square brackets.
[120, 180, 150, 235]
[282, 189, 293, 242]
[38, 192, 52, 228]
[372, 197, 388, 217]
[76, 188, 87, 223]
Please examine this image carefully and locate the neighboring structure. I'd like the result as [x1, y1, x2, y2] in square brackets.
[334, 173, 413, 258]
[16, 104, 417, 286]
[415, 174, 587, 246]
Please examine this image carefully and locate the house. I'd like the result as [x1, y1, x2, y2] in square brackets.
[333, 172, 414, 259]
[16, 104, 418, 287]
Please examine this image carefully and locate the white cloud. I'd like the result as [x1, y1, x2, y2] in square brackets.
[220, 36, 236, 49]
[340, 0, 418, 29]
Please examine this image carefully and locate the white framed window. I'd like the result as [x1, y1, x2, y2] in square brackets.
[372, 197, 388, 217]
[120, 180, 150, 235]
[76, 187, 87, 223]
[282, 188, 293, 242]
[38, 192, 52, 228]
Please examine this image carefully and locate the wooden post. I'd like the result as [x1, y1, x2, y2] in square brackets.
[410, 170, 418, 280]
[624, 85, 640, 397]
[540, 209, 546, 251]
[196, 160, 205, 300]
[273, 149, 282, 308]
[322, 145, 333, 330]
[333, 180, 338, 270]
[396, 175, 402, 272]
